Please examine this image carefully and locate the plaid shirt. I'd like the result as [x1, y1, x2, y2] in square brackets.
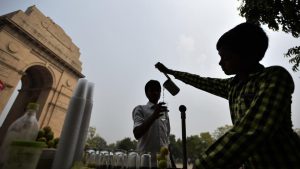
[173, 65, 300, 169]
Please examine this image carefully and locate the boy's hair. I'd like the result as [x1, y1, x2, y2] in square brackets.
[145, 80, 161, 95]
[216, 22, 268, 62]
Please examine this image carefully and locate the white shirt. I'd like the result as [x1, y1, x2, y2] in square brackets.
[132, 101, 170, 167]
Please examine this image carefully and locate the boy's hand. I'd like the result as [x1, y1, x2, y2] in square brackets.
[153, 102, 168, 119]
[155, 62, 170, 74]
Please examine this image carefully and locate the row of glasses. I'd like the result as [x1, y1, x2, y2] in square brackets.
[85, 150, 152, 169]
[112, 150, 127, 169]
[127, 151, 152, 169]
[85, 149, 111, 169]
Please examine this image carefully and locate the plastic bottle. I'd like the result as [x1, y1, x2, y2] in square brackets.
[0, 102, 40, 166]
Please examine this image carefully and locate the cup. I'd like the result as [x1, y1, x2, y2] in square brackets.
[114, 151, 125, 169]
[100, 150, 110, 169]
[159, 102, 169, 121]
[2, 140, 46, 169]
[140, 153, 151, 169]
[127, 151, 140, 169]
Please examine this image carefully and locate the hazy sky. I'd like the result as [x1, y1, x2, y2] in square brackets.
[1, 0, 299, 144]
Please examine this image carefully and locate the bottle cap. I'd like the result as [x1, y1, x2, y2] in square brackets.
[26, 102, 40, 111]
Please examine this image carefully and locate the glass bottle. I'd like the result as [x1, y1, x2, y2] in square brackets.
[0, 102, 40, 166]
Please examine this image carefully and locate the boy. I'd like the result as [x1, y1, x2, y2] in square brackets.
[155, 22, 300, 169]
[132, 80, 170, 168]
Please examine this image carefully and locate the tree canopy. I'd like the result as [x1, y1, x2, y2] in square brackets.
[116, 137, 137, 151]
[238, 0, 300, 71]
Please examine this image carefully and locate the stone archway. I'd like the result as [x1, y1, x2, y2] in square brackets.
[0, 6, 84, 145]
[0, 65, 53, 141]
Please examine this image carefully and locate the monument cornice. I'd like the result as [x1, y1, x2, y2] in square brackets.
[0, 7, 84, 78]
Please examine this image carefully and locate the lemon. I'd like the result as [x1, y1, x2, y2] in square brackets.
[160, 146, 169, 156]
[158, 159, 167, 169]
[156, 153, 166, 161]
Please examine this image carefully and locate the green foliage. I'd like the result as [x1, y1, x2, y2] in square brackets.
[186, 135, 205, 160]
[199, 132, 214, 147]
[169, 134, 182, 162]
[86, 134, 107, 150]
[285, 46, 300, 71]
[36, 126, 59, 148]
[238, 0, 300, 71]
[238, 0, 300, 36]
[116, 137, 137, 151]
[86, 126, 107, 150]
[107, 143, 116, 150]
[88, 126, 96, 139]
[43, 126, 52, 134]
[212, 125, 233, 140]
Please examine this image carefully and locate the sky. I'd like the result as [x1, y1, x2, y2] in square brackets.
[0, 0, 299, 144]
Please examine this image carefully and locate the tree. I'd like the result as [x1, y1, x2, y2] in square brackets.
[86, 134, 107, 150]
[86, 126, 107, 150]
[107, 143, 116, 150]
[212, 125, 232, 140]
[169, 134, 182, 162]
[88, 126, 96, 139]
[116, 137, 137, 151]
[186, 135, 206, 161]
[199, 132, 214, 148]
[238, 0, 300, 71]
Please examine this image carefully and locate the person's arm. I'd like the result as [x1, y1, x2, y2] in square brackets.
[195, 67, 294, 169]
[172, 71, 231, 99]
[133, 103, 167, 140]
[155, 62, 231, 99]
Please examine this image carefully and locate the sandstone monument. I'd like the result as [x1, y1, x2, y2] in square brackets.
[0, 6, 84, 144]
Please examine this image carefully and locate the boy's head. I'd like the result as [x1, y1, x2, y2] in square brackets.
[145, 80, 161, 103]
[216, 22, 268, 62]
[216, 22, 268, 75]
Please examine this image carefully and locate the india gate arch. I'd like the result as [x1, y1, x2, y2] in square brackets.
[0, 6, 84, 145]
[1, 65, 54, 141]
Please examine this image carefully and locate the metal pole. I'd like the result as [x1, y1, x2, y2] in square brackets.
[179, 105, 187, 169]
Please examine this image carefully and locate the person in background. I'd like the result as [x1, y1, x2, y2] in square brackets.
[132, 80, 170, 168]
[155, 22, 300, 169]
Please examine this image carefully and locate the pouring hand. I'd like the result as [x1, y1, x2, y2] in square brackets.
[155, 62, 172, 74]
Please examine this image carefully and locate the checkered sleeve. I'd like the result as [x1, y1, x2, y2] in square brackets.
[197, 67, 295, 168]
[173, 71, 231, 99]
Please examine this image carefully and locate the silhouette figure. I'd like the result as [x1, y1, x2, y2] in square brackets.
[132, 80, 171, 168]
[156, 22, 300, 169]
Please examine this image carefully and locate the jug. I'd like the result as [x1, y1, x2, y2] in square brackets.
[163, 73, 180, 96]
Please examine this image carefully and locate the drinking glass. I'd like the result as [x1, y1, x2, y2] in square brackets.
[99, 150, 109, 169]
[140, 153, 151, 169]
[159, 102, 168, 121]
[114, 150, 124, 169]
[127, 151, 140, 169]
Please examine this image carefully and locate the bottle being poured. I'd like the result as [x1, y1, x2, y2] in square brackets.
[0, 102, 40, 166]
